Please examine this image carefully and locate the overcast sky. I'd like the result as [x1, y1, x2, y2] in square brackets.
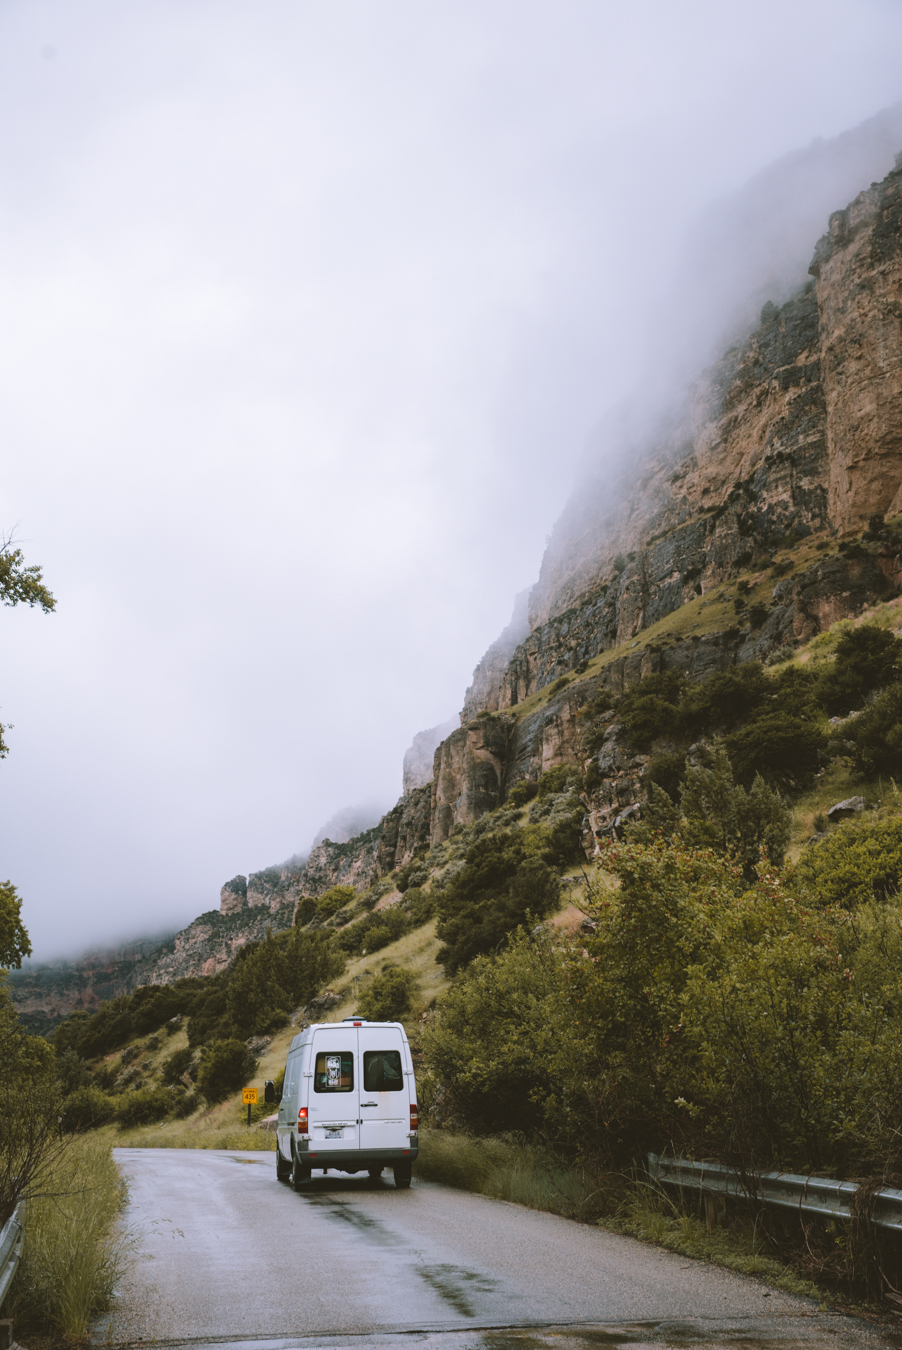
[3, 0, 902, 960]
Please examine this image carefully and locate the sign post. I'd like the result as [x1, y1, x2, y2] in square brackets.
[242, 1087, 258, 1129]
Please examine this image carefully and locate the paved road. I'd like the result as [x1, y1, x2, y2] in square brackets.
[98, 1149, 897, 1350]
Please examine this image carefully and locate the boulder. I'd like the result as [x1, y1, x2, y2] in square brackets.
[826, 796, 877, 822]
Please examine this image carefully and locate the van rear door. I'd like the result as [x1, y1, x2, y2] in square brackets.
[308, 1026, 359, 1157]
[357, 1024, 409, 1153]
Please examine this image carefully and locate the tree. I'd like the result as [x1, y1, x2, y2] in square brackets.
[0, 535, 56, 612]
[0, 536, 63, 1223]
[197, 1039, 257, 1104]
[316, 885, 356, 918]
[357, 967, 416, 1022]
[434, 830, 560, 973]
[724, 711, 823, 789]
[223, 926, 345, 1038]
[1, 533, 56, 758]
[0, 881, 31, 968]
[836, 683, 902, 778]
[0, 975, 63, 1225]
[641, 745, 791, 875]
[818, 624, 902, 716]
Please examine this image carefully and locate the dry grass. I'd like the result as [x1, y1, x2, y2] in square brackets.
[609, 1182, 819, 1300]
[7, 1135, 132, 1343]
[328, 918, 446, 1023]
[787, 762, 900, 861]
[414, 1129, 599, 1221]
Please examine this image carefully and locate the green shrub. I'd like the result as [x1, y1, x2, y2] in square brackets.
[724, 712, 824, 788]
[642, 750, 687, 800]
[535, 765, 580, 798]
[223, 927, 345, 1038]
[506, 780, 538, 807]
[425, 837, 902, 1178]
[336, 905, 409, 957]
[60, 1085, 118, 1133]
[768, 663, 822, 718]
[160, 1045, 194, 1086]
[129, 983, 183, 1036]
[316, 885, 357, 918]
[423, 931, 562, 1133]
[357, 967, 417, 1021]
[838, 683, 902, 777]
[55, 1049, 93, 1097]
[171, 1088, 199, 1118]
[197, 1040, 257, 1104]
[676, 746, 791, 872]
[294, 896, 318, 925]
[818, 624, 902, 716]
[395, 855, 429, 892]
[186, 982, 229, 1047]
[116, 1087, 172, 1128]
[794, 817, 902, 908]
[617, 671, 684, 749]
[680, 663, 770, 735]
[435, 830, 560, 974]
[403, 886, 434, 925]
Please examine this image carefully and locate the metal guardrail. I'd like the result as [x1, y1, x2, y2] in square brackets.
[0, 1201, 25, 1311]
[648, 1154, 902, 1233]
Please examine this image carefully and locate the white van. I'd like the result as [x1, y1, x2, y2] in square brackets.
[265, 1017, 419, 1190]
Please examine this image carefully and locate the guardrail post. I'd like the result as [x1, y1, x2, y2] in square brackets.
[0, 1318, 12, 1350]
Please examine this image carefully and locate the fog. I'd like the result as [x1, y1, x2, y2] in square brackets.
[2, 0, 902, 958]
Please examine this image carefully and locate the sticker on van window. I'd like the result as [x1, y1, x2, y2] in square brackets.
[314, 1052, 354, 1092]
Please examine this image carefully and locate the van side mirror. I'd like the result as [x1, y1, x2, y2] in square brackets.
[264, 1080, 275, 1104]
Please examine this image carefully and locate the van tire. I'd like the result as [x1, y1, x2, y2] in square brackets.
[368, 1166, 383, 1179]
[393, 1163, 412, 1189]
[291, 1154, 311, 1191]
[276, 1147, 291, 1182]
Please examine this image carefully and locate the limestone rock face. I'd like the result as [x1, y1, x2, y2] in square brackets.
[402, 718, 458, 793]
[523, 283, 829, 649]
[375, 785, 433, 873]
[219, 875, 247, 915]
[460, 591, 531, 722]
[431, 716, 514, 844]
[463, 159, 902, 718]
[810, 161, 902, 532]
[301, 829, 383, 897]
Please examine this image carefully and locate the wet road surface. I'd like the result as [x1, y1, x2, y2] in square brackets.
[96, 1149, 900, 1350]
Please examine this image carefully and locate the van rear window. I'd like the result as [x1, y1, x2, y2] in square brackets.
[363, 1050, 403, 1092]
[314, 1052, 354, 1092]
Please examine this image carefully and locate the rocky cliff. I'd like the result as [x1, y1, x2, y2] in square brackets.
[403, 718, 458, 792]
[9, 935, 175, 1038]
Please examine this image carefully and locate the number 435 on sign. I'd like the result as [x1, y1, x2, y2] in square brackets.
[242, 1088, 258, 1105]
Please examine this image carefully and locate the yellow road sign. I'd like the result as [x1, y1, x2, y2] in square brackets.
[242, 1088, 258, 1105]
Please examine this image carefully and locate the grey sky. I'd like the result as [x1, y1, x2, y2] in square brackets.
[3, 0, 902, 958]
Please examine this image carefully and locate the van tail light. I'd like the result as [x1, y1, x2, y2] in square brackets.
[297, 1107, 308, 1134]
[410, 1104, 418, 1131]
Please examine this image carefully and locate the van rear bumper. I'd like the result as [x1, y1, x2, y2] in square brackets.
[298, 1143, 419, 1173]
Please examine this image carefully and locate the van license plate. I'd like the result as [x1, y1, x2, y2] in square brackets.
[325, 1129, 343, 1138]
